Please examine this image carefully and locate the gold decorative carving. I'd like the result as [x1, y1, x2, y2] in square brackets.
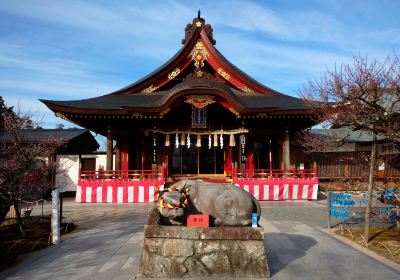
[195, 21, 202, 27]
[55, 112, 67, 120]
[241, 85, 254, 93]
[131, 112, 143, 117]
[167, 68, 181, 80]
[228, 107, 240, 117]
[190, 40, 210, 68]
[160, 108, 171, 118]
[55, 112, 81, 126]
[184, 70, 214, 81]
[185, 95, 215, 109]
[141, 84, 158, 93]
[217, 68, 230, 80]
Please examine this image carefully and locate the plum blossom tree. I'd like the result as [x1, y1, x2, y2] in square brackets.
[299, 55, 400, 242]
[0, 97, 63, 237]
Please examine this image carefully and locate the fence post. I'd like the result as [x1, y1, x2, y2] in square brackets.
[327, 191, 331, 229]
[397, 201, 400, 229]
[51, 189, 60, 245]
[313, 161, 318, 178]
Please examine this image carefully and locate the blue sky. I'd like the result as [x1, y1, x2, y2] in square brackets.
[1, 0, 399, 129]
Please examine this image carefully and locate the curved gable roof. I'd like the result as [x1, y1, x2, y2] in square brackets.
[41, 15, 311, 118]
[96, 17, 283, 96]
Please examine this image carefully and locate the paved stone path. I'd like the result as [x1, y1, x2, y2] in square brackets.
[1, 199, 398, 279]
[263, 220, 398, 279]
[2, 202, 153, 280]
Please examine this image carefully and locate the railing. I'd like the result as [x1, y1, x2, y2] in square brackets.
[307, 153, 400, 180]
[233, 167, 318, 180]
[79, 169, 164, 181]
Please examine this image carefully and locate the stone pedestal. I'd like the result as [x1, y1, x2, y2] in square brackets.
[137, 225, 270, 278]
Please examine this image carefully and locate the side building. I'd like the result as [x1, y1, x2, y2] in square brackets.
[0, 129, 99, 194]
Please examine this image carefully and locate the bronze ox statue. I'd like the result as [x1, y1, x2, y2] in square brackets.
[157, 180, 261, 226]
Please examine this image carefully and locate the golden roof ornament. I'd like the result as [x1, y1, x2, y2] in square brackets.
[196, 10, 202, 27]
[185, 95, 215, 109]
[141, 84, 158, 93]
[241, 85, 254, 93]
[167, 68, 181, 80]
[182, 10, 216, 45]
[190, 40, 210, 68]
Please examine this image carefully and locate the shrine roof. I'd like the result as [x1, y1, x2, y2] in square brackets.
[41, 14, 312, 117]
[42, 91, 308, 110]
[113, 45, 186, 94]
[230, 89, 309, 110]
[42, 79, 309, 113]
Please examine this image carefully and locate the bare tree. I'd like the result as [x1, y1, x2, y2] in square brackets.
[0, 97, 64, 237]
[299, 55, 400, 243]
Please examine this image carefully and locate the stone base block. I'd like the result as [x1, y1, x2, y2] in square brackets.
[137, 225, 270, 278]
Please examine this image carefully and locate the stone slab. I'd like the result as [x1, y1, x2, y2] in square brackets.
[138, 225, 270, 278]
[144, 225, 264, 240]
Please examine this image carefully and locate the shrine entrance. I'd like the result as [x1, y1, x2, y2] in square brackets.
[171, 137, 224, 175]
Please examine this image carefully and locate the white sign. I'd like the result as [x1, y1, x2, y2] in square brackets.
[299, 163, 305, 170]
[378, 163, 385, 171]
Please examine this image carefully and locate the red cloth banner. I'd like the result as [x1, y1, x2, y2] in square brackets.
[76, 179, 164, 203]
[234, 178, 318, 200]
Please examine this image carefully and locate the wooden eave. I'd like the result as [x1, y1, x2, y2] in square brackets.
[42, 86, 312, 118]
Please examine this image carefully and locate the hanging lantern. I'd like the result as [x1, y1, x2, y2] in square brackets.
[187, 133, 191, 148]
[208, 135, 212, 149]
[229, 134, 236, 147]
[196, 134, 201, 147]
[165, 134, 170, 147]
[175, 133, 179, 148]
[213, 134, 218, 147]
[180, 133, 185, 146]
[219, 134, 224, 149]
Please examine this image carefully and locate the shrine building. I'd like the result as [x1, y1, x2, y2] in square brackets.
[42, 14, 319, 203]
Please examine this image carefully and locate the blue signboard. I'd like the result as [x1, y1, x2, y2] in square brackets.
[192, 107, 206, 128]
[330, 193, 356, 221]
[379, 189, 398, 221]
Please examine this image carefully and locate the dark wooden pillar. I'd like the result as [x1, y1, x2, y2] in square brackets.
[121, 141, 129, 171]
[106, 130, 113, 171]
[224, 146, 233, 177]
[282, 128, 290, 170]
[115, 141, 121, 171]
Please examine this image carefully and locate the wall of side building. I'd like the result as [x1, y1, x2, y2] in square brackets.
[55, 154, 115, 192]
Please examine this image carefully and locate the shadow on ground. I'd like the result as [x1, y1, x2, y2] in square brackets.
[264, 233, 317, 276]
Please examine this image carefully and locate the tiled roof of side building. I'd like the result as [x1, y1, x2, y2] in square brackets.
[310, 128, 388, 143]
[0, 129, 92, 142]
